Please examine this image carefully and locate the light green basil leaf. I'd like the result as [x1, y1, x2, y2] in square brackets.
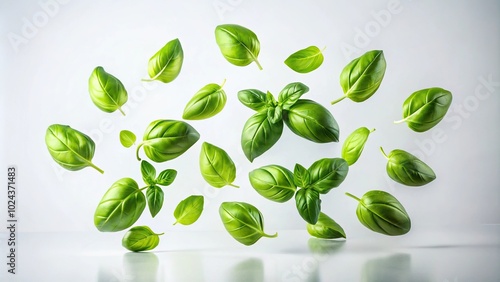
[237, 89, 267, 111]
[156, 169, 177, 186]
[241, 111, 284, 162]
[380, 147, 436, 186]
[199, 142, 238, 188]
[120, 130, 136, 148]
[215, 24, 262, 70]
[341, 127, 375, 166]
[265, 91, 277, 107]
[284, 46, 324, 74]
[88, 66, 128, 116]
[295, 188, 321, 224]
[293, 163, 310, 188]
[173, 195, 204, 225]
[307, 212, 346, 239]
[267, 106, 282, 124]
[249, 165, 296, 203]
[144, 38, 183, 83]
[308, 158, 349, 194]
[277, 82, 310, 110]
[146, 185, 163, 218]
[141, 160, 156, 186]
[122, 226, 163, 252]
[183, 79, 227, 120]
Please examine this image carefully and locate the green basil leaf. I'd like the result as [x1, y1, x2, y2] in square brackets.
[241, 111, 284, 162]
[308, 158, 349, 194]
[341, 127, 375, 166]
[293, 163, 311, 188]
[94, 178, 146, 232]
[45, 124, 104, 174]
[122, 226, 163, 252]
[156, 169, 177, 186]
[332, 50, 386, 105]
[215, 24, 262, 70]
[237, 89, 267, 111]
[278, 82, 310, 110]
[119, 130, 136, 148]
[183, 80, 227, 120]
[346, 190, 411, 236]
[136, 119, 200, 162]
[88, 66, 128, 116]
[395, 87, 453, 132]
[295, 188, 321, 224]
[199, 142, 238, 188]
[380, 147, 436, 186]
[143, 38, 183, 83]
[249, 165, 296, 203]
[307, 212, 346, 239]
[265, 91, 277, 107]
[141, 160, 156, 186]
[267, 106, 282, 124]
[284, 46, 324, 74]
[146, 185, 164, 218]
[284, 99, 339, 143]
[219, 202, 277, 246]
[173, 195, 204, 225]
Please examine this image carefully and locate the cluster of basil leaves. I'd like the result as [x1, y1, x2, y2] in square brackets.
[45, 23, 453, 250]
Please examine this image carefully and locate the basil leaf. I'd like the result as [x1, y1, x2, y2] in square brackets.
[156, 169, 177, 186]
[173, 195, 204, 225]
[332, 50, 386, 105]
[265, 91, 277, 107]
[307, 212, 346, 239]
[88, 66, 128, 116]
[45, 124, 104, 174]
[380, 147, 436, 186]
[119, 130, 136, 148]
[219, 202, 277, 246]
[146, 185, 164, 218]
[237, 89, 267, 111]
[215, 24, 262, 70]
[295, 188, 321, 224]
[267, 106, 282, 124]
[395, 87, 453, 132]
[277, 82, 310, 110]
[308, 158, 349, 194]
[94, 178, 146, 232]
[249, 165, 296, 203]
[346, 190, 411, 236]
[241, 111, 284, 162]
[141, 160, 156, 186]
[293, 163, 310, 188]
[183, 80, 227, 120]
[199, 142, 238, 188]
[136, 120, 200, 163]
[122, 226, 163, 252]
[284, 99, 340, 143]
[143, 38, 183, 83]
[284, 46, 324, 74]
[341, 127, 375, 166]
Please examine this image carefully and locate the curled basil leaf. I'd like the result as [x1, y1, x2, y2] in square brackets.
[143, 38, 183, 83]
[284, 46, 324, 74]
[141, 160, 156, 186]
[308, 158, 349, 194]
[88, 66, 128, 116]
[94, 178, 146, 232]
[173, 195, 204, 225]
[267, 106, 283, 124]
[293, 163, 310, 188]
[120, 130, 136, 148]
[146, 185, 164, 218]
[183, 79, 227, 120]
[45, 124, 104, 174]
[215, 24, 262, 70]
[341, 127, 375, 166]
[156, 169, 177, 186]
[122, 226, 163, 252]
[295, 188, 321, 224]
[332, 50, 386, 105]
[199, 142, 238, 188]
[241, 111, 283, 162]
[307, 212, 346, 239]
[277, 82, 310, 110]
[346, 190, 411, 236]
[219, 202, 277, 246]
[237, 89, 267, 111]
[395, 87, 453, 132]
[249, 165, 296, 203]
[136, 120, 200, 163]
[380, 147, 436, 186]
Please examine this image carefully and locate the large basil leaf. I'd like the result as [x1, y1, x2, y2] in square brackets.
[249, 165, 296, 203]
[395, 87, 453, 132]
[295, 188, 321, 224]
[380, 147, 436, 186]
[293, 163, 310, 188]
[215, 24, 262, 70]
[277, 82, 309, 110]
[173, 195, 204, 225]
[219, 202, 277, 246]
[119, 130, 136, 148]
[241, 111, 284, 162]
[122, 226, 163, 252]
[341, 127, 375, 166]
[136, 119, 200, 163]
[308, 158, 349, 194]
[45, 124, 104, 174]
[346, 190, 411, 236]
[146, 185, 164, 218]
[237, 89, 267, 111]
[94, 178, 146, 232]
[283, 99, 339, 143]
[183, 80, 227, 120]
[332, 50, 386, 105]
[307, 212, 346, 239]
[88, 66, 128, 116]
[199, 142, 238, 188]
[144, 38, 183, 83]
[284, 46, 324, 74]
[140, 160, 156, 186]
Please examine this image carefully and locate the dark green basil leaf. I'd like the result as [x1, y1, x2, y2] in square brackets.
[45, 124, 104, 174]
[293, 163, 310, 188]
[219, 202, 277, 246]
[295, 188, 321, 224]
[136, 120, 200, 163]
[94, 178, 146, 232]
[308, 158, 349, 194]
[332, 50, 386, 105]
[88, 66, 128, 116]
[215, 24, 262, 70]
[395, 87, 453, 132]
[146, 185, 163, 218]
[249, 165, 296, 203]
[380, 147, 436, 186]
[284, 99, 340, 143]
[200, 142, 238, 188]
[141, 160, 156, 186]
[237, 89, 267, 111]
[119, 130, 136, 148]
[278, 82, 310, 110]
[346, 190, 411, 236]
[156, 169, 177, 186]
[307, 212, 346, 239]
[173, 195, 204, 225]
[241, 111, 284, 162]
[144, 38, 183, 83]
[341, 127, 375, 166]
[183, 80, 227, 120]
[122, 226, 163, 252]
[284, 46, 324, 74]
[267, 106, 283, 124]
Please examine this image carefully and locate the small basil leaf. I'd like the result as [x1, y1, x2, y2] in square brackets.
[267, 106, 283, 124]
[237, 89, 267, 111]
[88, 66, 128, 116]
[173, 195, 204, 225]
[307, 212, 346, 239]
[199, 142, 238, 188]
[284, 46, 324, 74]
[293, 163, 310, 188]
[295, 188, 321, 224]
[241, 111, 284, 162]
[265, 91, 277, 107]
[249, 165, 296, 203]
[346, 190, 411, 236]
[380, 147, 436, 186]
[122, 226, 163, 252]
[146, 185, 164, 218]
[341, 127, 375, 166]
[308, 158, 349, 194]
[119, 130, 136, 148]
[278, 82, 310, 110]
[183, 80, 227, 120]
[144, 38, 183, 83]
[215, 24, 262, 70]
[219, 202, 277, 246]
[156, 169, 177, 186]
[141, 160, 156, 186]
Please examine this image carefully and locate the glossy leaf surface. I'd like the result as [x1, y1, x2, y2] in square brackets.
[241, 111, 283, 162]
[307, 158, 349, 194]
[249, 165, 296, 203]
[295, 188, 321, 224]
[215, 24, 262, 70]
[341, 127, 375, 166]
[183, 80, 227, 120]
[307, 212, 346, 239]
[381, 147, 436, 186]
[122, 226, 163, 252]
[284, 46, 324, 73]
[173, 195, 204, 225]
[88, 66, 128, 115]
[145, 38, 183, 83]
[200, 142, 238, 188]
